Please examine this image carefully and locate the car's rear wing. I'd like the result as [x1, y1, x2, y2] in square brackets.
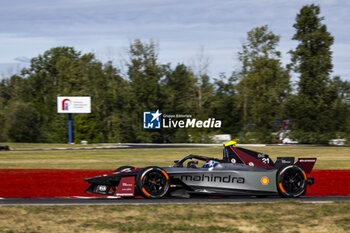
[274, 157, 317, 173]
[295, 158, 317, 174]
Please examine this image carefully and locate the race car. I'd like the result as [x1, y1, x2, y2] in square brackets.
[84, 141, 316, 198]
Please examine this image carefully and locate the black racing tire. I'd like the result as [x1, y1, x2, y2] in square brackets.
[276, 165, 307, 198]
[301, 187, 307, 196]
[136, 166, 170, 199]
[114, 166, 135, 173]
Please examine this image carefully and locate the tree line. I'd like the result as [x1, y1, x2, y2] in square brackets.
[0, 4, 349, 144]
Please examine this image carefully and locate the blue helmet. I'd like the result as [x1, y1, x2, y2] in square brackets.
[203, 160, 218, 168]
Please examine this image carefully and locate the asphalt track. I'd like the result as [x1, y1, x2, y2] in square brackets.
[1, 196, 349, 206]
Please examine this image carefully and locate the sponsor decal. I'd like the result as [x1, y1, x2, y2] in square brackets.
[248, 162, 254, 166]
[299, 159, 316, 162]
[261, 177, 269, 185]
[121, 183, 132, 187]
[231, 158, 236, 164]
[180, 174, 245, 184]
[281, 160, 291, 164]
[143, 110, 222, 129]
[97, 185, 107, 192]
[116, 193, 133, 196]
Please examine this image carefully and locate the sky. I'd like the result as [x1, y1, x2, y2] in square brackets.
[1, 0, 349, 81]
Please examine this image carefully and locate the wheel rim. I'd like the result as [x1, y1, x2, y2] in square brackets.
[281, 168, 305, 194]
[142, 171, 168, 196]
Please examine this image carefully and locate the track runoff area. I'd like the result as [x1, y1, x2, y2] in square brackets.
[0, 144, 349, 205]
[0, 169, 349, 205]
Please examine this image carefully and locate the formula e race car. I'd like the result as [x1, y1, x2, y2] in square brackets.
[84, 141, 316, 198]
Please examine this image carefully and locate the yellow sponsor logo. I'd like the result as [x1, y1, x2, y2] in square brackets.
[261, 177, 269, 185]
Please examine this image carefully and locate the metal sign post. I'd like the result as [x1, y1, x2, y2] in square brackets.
[68, 113, 73, 144]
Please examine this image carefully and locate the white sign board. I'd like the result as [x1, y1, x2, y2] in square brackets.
[57, 96, 91, 113]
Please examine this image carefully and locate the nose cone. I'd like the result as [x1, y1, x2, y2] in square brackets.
[84, 174, 116, 185]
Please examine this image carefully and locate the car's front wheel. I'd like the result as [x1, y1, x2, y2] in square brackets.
[136, 166, 169, 199]
[276, 165, 307, 198]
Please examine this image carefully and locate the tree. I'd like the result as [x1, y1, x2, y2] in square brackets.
[211, 73, 242, 137]
[21, 47, 88, 142]
[98, 62, 134, 142]
[18, 46, 131, 143]
[0, 75, 28, 140]
[330, 77, 350, 139]
[187, 47, 217, 142]
[3, 101, 40, 142]
[288, 4, 336, 143]
[127, 39, 166, 142]
[238, 25, 290, 142]
[190, 46, 213, 116]
[163, 64, 196, 114]
[161, 64, 197, 142]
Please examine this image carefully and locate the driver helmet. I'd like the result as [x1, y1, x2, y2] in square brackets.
[203, 160, 218, 168]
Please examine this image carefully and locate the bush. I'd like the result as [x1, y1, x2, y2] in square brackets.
[3, 101, 41, 142]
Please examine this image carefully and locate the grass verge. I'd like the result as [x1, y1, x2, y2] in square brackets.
[0, 145, 350, 169]
[0, 202, 349, 233]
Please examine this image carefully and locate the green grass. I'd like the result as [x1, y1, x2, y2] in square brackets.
[0, 142, 108, 150]
[0, 147, 221, 169]
[0, 202, 349, 233]
[0, 144, 349, 169]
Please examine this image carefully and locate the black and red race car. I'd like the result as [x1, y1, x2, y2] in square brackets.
[84, 141, 316, 199]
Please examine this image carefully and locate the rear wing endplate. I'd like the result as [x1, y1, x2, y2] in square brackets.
[295, 158, 317, 174]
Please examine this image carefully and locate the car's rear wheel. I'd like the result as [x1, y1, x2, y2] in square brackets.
[114, 166, 135, 173]
[136, 166, 169, 199]
[276, 165, 307, 198]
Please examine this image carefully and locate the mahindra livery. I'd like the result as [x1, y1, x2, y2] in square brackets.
[84, 141, 316, 198]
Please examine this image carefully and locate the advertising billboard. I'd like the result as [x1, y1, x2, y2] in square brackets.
[57, 96, 91, 113]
